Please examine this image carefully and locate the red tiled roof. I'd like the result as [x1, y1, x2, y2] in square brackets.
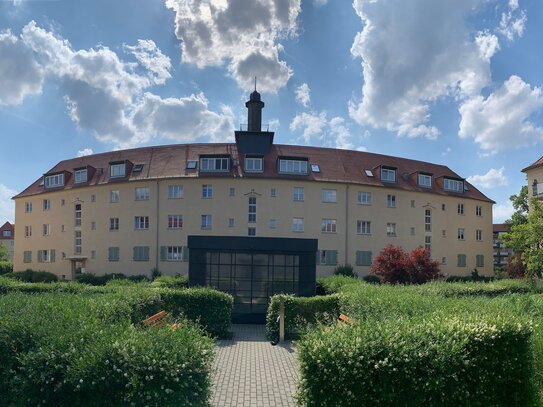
[522, 156, 543, 172]
[493, 223, 509, 233]
[0, 221, 14, 238]
[13, 143, 494, 203]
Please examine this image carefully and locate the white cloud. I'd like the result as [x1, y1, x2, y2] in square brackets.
[0, 29, 44, 105]
[77, 148, 94, 157]
[2, 21, 234, 148]
[459, 75, 543, 152]
[329, 117, 354, 150]
[295, 83, 310, 107]
[289, 111, 355, 149]
[498, 2, 527, 41]
[165, 0, 301, 93]
[289, 111, 327, 143]
[475, 31, 500, 61]
[467, 167, 508, 189]
[0, 184, 16, 223]
[493, 202, 514, 223]
[314, 0, 328, 7]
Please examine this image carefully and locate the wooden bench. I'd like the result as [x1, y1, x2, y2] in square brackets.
[142, 310, 179, 330]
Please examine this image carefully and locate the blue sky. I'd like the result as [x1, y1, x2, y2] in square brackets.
[1, 0, 542, 223]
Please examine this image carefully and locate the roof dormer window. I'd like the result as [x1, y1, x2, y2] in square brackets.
[110, 162, 126, 178]
[443, 178, 464, 192]
[418, 173, 432, 188]
[199, 156, 229, 172]
[133, 164, 144, 173]
[44, 173, 65, 188]
[380, 167, 396, 183]
[245, 156, 263, 172]
[74, 168, 88, 184]
[278, 158, 308, 175]
[311, 164, 321, 173]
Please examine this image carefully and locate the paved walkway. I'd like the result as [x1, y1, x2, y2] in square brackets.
[211, 324, 298, 407]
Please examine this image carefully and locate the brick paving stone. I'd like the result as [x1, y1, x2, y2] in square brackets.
[211, 324, 298, 407]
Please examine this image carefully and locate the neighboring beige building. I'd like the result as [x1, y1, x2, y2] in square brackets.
[524, 157, 543, 202]
[0, 221, 15, 261]
[13, 92, 494, 281]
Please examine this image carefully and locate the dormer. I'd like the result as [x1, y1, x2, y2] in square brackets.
[43, 170, 71, 189]
[417, 172, 433, 188]
[109, 160, 133, 179]
[380, 166, 397, 183]
[278, 156, 308, 175]
[73, 165, 96, 184]
[443, 177, 464, 193]
[199, 155, 230, 172]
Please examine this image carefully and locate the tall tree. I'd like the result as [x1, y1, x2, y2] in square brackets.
[0, 245, 9, 262]
[505, 185, 528, 227]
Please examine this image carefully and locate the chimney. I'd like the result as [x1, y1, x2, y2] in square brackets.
[245, 89, 264, 132]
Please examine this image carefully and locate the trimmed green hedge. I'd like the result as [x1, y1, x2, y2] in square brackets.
[266, 294, 340, 340]
[297, 314, 536, 407]
[0, 261, 12, 274]
[151, 275, 189, 289]
[4, 269, 58, 283]
[0, 293, 213, 406]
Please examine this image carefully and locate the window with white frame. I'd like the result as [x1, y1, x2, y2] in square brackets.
[168, 215, 183, 229]
[321, 189, 337, 203]
[270, 187, 277, 197]
[458, 203, 464, 215]
[133, 246, 150, 261]
[228, 218, 235, 228]
[75, 204, 81, 226]
[25, 202, 32, 213]
[110, 163, 126, 178]
[74, 231, 82, 255]
[279, 158, 308, 174]
[245, 157, 263, 172]
[381, 167, 396, 182]
[458, 228, 465, 240]
[357, 220, 371, 235]
[425, 209, 431, 231]
[2, 230, 11, 237]
[135, 216, 149, 230]
[476, 205, 482, 216]
[425, 235, 431, 251]
[418, 173, 432, 188]
[444, 178, 463, 192]
[43, 199, 51, 211]
[168, 185, 183, 199]
[269, 219, 277, 229]
[321, 219, 337, 233]
[110, 190, 119, 203]
[163, 246, 182, 261]
[199, 156, 229, 172]
[476, 229, 482, 241]
[292, 217, 304, 232]
[229, 187, 235, 197]
[248, 197, 257, 223]
[293, 187, 304, 201]
[201, 214, 212, 229]
[44, 173, 64, 188]
[319, 250, 338, 265]
[23, 251, 32, 263]
[387, 222, 397, 237]
[248, 227, 256, 236]
[410, 227, 416, 236]
[135, 187, 150, 201]
[110, 217, 119, 231]
[42, 224, 49, 236]
[74, 168, 88, 184]
[202, 184, 213, 199]
[25, 226, 32, 237]
[387, 194, 396, 208]
[357, 191, 372, 205]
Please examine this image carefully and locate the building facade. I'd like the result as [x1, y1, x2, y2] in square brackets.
[493, 223, 513, 270]
[0, 221, 14, 261]
[14, 92, 494, 282]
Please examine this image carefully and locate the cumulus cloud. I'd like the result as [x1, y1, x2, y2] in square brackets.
[1, 21, 234, 148]
[0, 29, 44, 105]
[295, 83, 310, 107]
[165, 0, 301, 92]
[77, 148, 94, 157]
[290, 111, 356, 149]
[459, 75, 543, 152]
[0, 184, 16, 223]
[493, 201, 514, 223]
[498, 0, 527, 41]
[467, 167, 508, 189]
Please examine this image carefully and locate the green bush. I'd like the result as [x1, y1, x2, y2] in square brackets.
[318, 275, 364, 294]
[266, 294, 341, 340]
[0, 261, 13, 274]
[297, 314, 535, 407]
[76, 272, 128, 286]
[333, 264, 357, 277]
[362, 274, 381, 284]
[4, 269, 58, 283]
[151, 275, 189, 289]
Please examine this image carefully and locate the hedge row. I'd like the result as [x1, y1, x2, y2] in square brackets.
[0, 261, 13, 274]
[151, 275, 189, 289]
[297, 314, 536, 407]
[0, 293, 214, 406]
[265, 294, 340, 340]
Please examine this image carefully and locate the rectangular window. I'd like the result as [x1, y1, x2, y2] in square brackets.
[201, 214, 212, 229]
[161, 246, 182, 262]
[410, 227, 416, 236]
[202, 184, 213, 199]
[293, 187, 304, 201]
[442, 229, 447, 237]
[74, 231, 82, 255]
[270, 187, 277, 197]
[74, 168, 88, 184]
[38, 249, 51, 263]
[135, 187, 150, 201]
[357, 191, 372, 205]
[91, 194, 96, 202]
[387, 222, 397, 237]
[444, 178, 463, 192]
[168, 185, 183, 199]
[110, 163, 126, 178]
[25, 202, 32, 213]
[44, 173, 64, 188]
[357, 220, 371, 235]
[279, 158, 308, 174]
[245, 157, 263, 172]
[321, 219, 337, 233]
[321, 189, 337, 203]
[418, 173, 432, 188]
[228, 218, 235, 228]
[75, 204, 81, 226]
[425, 209, 431, 232]
[108, 247, 120, 262]
[319, 250, 338, 265]
[248, 197, 257, 223]
[269, 219, 277, 229]
[23, 250, 32, 263]
[411, 200, 415, 208]
[110, 218, 119, 231]
[229, 187, 235, 197]
[199, 156, 229, 172]
[356, 251, 372, 266]
[25, 226, 32, 237]
[476, 205, 482, 216]
[43, 199, 51, 211]
[61, 199, 65, 206]
[110, 190, 120, 203]
[292, 217, 304, 232]
[458, 203, 464, 215]
[91, 250, 96, 259]
[457, 254, 467, 267]
[2, 230, 11, 237]
[42, 224, 49, 236]
[381, 167, 396, 182]
[135, 216, 149, 230]
[91, 221, 96, 230]
[425, 235, 431, 251]
[458, 228, 465, 240]
[476, 254, 484, 267]
[442, 257, 447, 265]
[248, 227, 256, 236]
[168, 214, 183, 229]
[387, 194, 396, 208]
[476, 229, 482, 241]
[133, 246, 150, 261]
